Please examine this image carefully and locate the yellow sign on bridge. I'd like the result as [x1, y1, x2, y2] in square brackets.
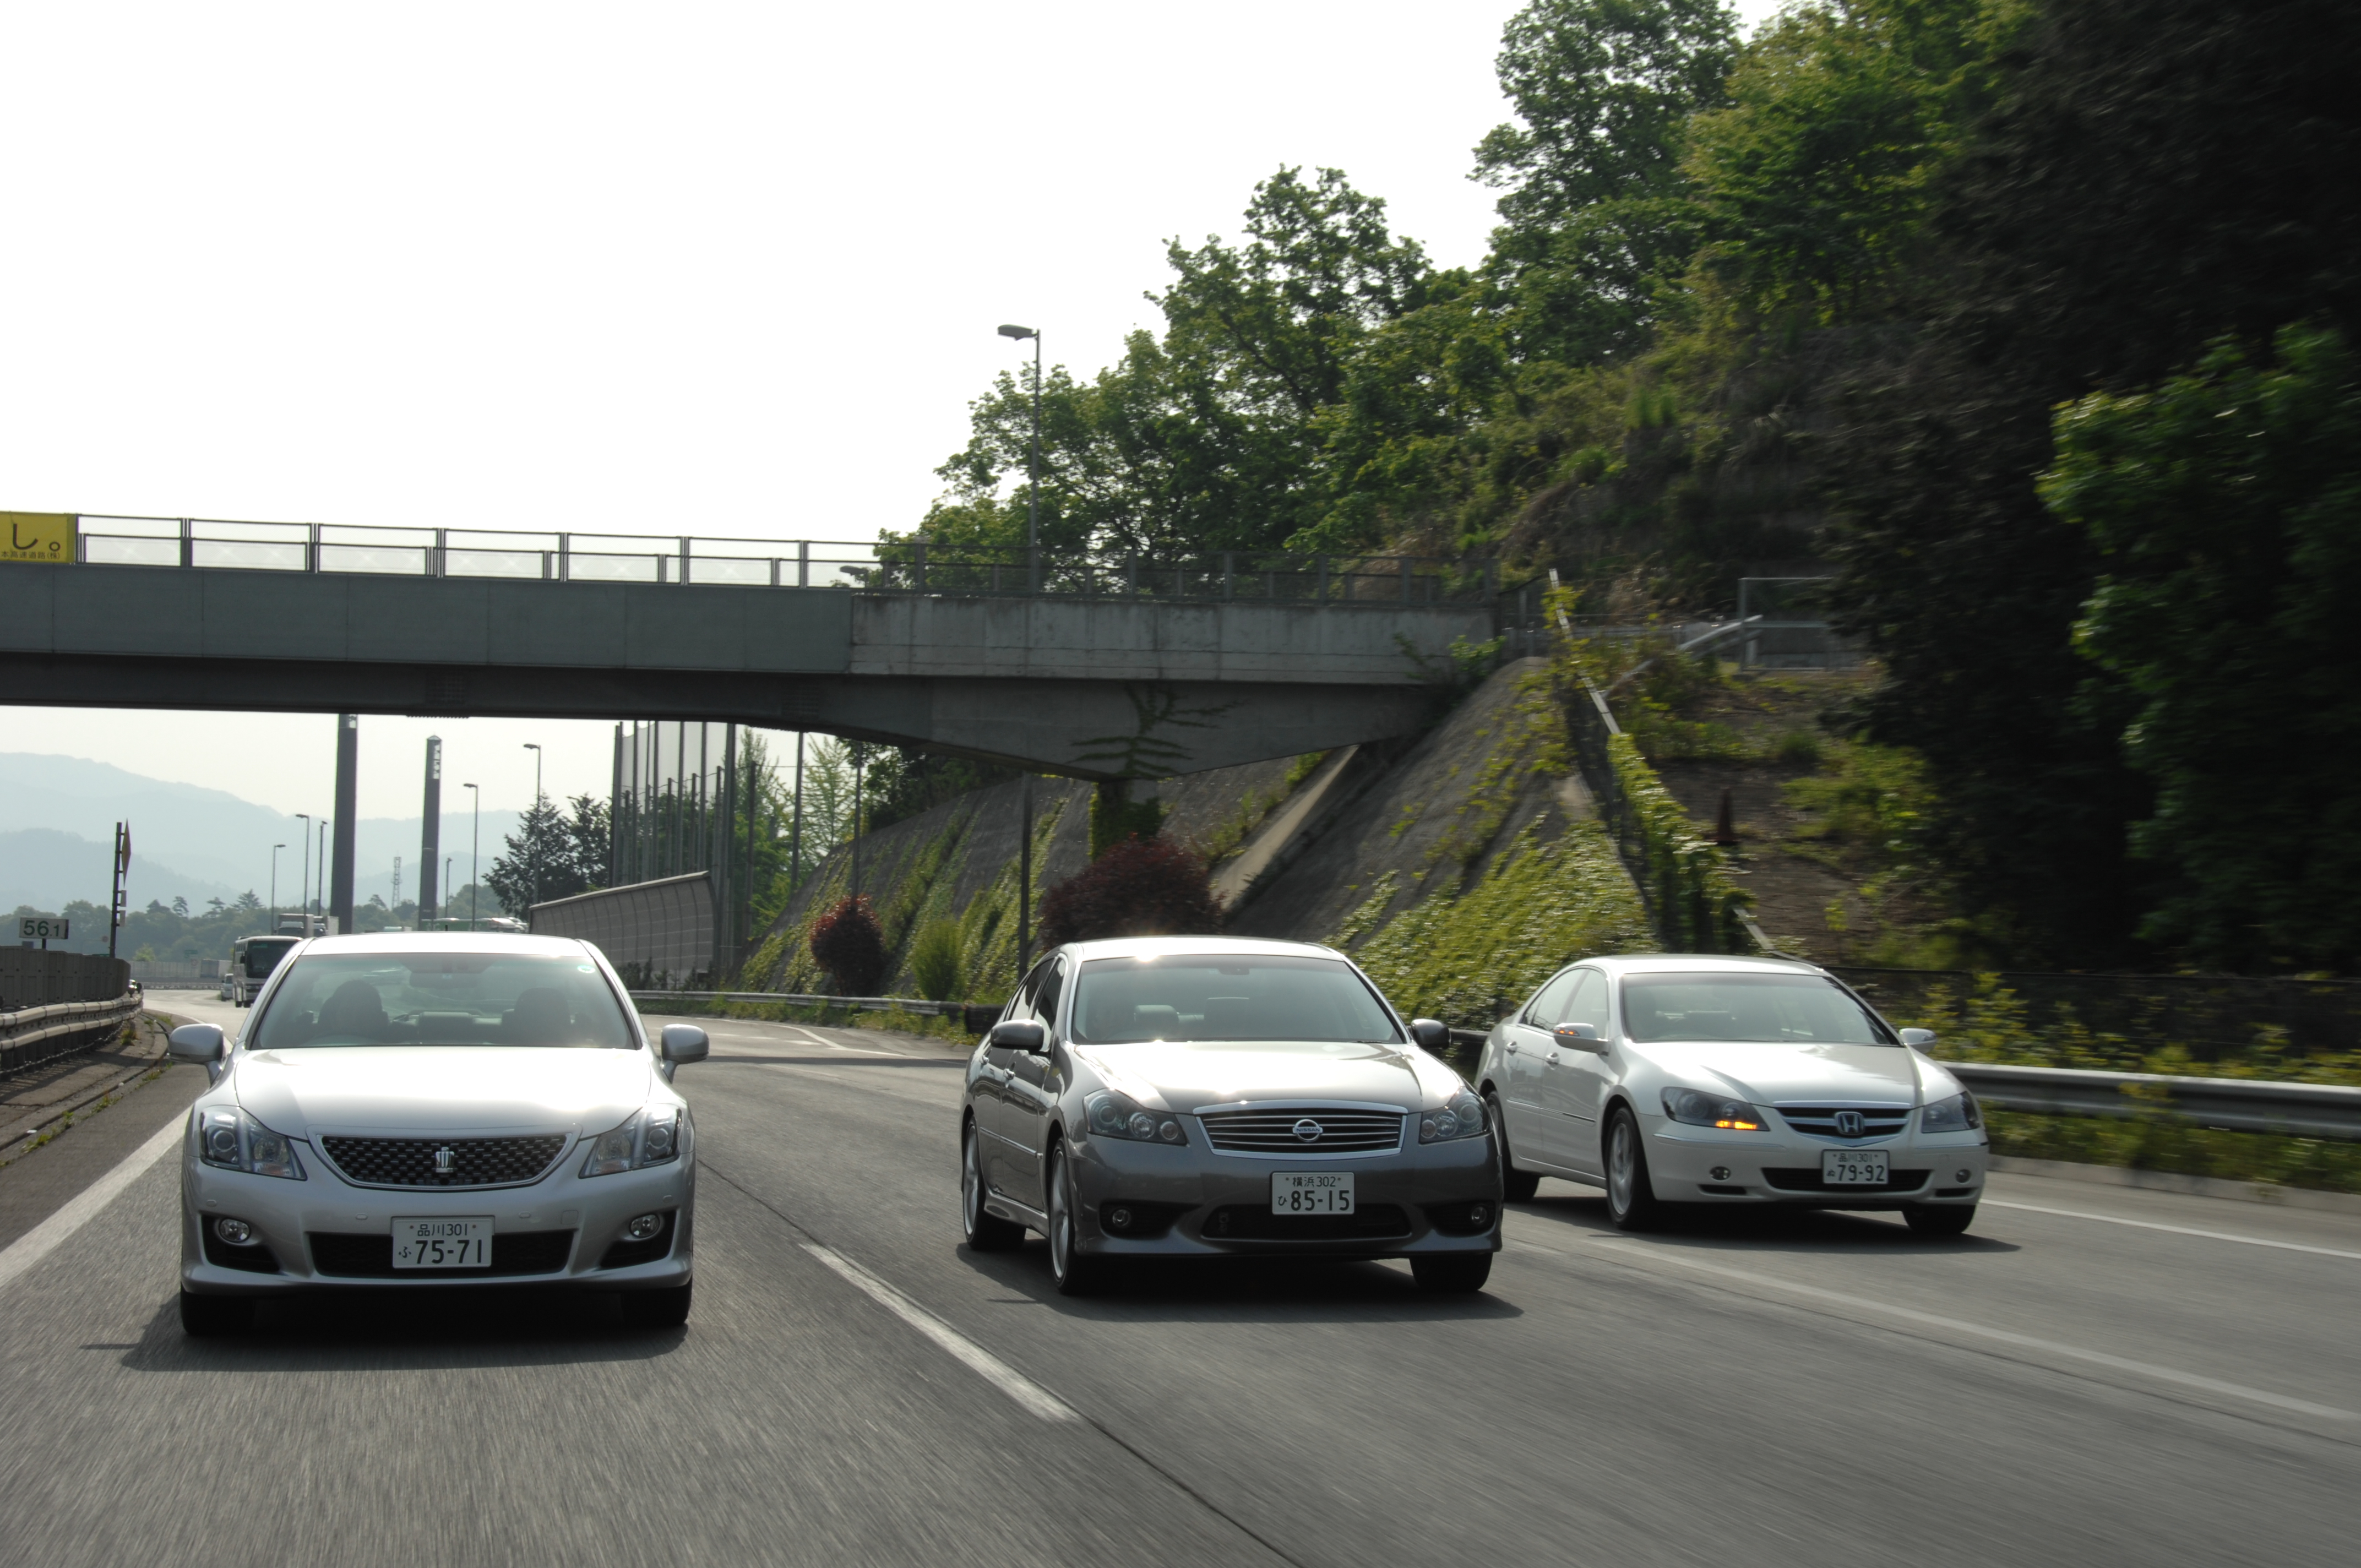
[2, 512, 75, 564]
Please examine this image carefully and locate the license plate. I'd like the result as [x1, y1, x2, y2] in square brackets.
[393, 1217, 493, 1269]
[1821, 1148, 1890, 1185]
[1271, 1172, 1354, 1214]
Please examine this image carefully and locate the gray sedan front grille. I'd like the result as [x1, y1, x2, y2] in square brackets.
[1199, 1107, 1402, 1154]
[1775, 1105, 1912, 1139]
[318, 1134, 570, 1188]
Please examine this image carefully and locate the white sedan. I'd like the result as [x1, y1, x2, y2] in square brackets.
[167, 932, 707, 1333]
[1473, 954, 1987, 1235]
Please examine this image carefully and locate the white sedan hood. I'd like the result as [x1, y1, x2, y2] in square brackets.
[1636, 1042, 1947, 1105]
[232, 1046, 657, 1138]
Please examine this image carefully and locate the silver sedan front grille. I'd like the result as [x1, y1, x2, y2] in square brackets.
[1199, 1107, 1403, 1154]
[1775, 1104, 1912, 1139]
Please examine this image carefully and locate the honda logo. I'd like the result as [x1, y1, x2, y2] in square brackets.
[1833, 1111, 1865, 1138]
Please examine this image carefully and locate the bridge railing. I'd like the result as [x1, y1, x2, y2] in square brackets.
[65, 514, 1498, 605]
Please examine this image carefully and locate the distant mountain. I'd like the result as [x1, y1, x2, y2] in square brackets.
[0, 753, 523, 913]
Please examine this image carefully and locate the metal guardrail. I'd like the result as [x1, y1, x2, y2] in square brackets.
[1946, 1061, 2361, 1142]
[631, 990, 1002, 1035]
[61, 513, 1497, 606]
[1, 992, 145, 1076]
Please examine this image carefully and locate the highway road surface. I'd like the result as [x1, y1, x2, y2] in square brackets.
[2, 997, 2355, 1566]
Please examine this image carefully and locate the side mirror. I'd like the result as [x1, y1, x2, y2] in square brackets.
[1897, 1027, 1936, 1049]
[1553, 1021, 1607, 1053]
[659, 1024, 710, 1065]
[1408, 1018, 1450, 1052]
[167, 1024, 226, 1064]
[988, 1019, 1046, 1054]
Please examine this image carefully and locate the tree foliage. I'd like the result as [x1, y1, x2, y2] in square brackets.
[809, 895, 888, 997]
[1037, 836, 1223, 948]
[485, 794, 611, 915]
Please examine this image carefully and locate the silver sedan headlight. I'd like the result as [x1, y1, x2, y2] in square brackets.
[1419, 1090, 1486, 1143]
[197, 1107, 306, 1180]
[581, 1106, 687, 1177]
[1661, 1088, 1766, 1131]
[1084, 1091, 1187, 1145]
[1920, 1091, 1983, 1134]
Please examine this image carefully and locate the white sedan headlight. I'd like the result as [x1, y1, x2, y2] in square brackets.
[581, 1107, 687, 1177]
[1661, 1088, 1765, 1131]
[1921, 1092, 1983, 1134]
[197, 1107, 307, 1180]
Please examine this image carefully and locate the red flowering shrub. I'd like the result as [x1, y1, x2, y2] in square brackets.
[809, 895, 888, 995]
[1037, 835, 1222, 947]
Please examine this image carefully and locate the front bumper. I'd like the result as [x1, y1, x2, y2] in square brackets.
[1062, 1129, 1502, 1259]
[179, 1140, 695, 1295]
[1642, 1112, 1987, 1208]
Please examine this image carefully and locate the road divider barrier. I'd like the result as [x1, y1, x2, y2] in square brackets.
[1, 992, 145, 1076]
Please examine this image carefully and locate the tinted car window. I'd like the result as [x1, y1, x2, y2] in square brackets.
[1035, 959, 1066, 1028]
[1620, 973, 1890, 1046]
[1522, 967, 1582, 1027]
[1563, 971, 1611, 1036]
[1070, 956, 1401, 1045]
[251, 952, 636, 1049]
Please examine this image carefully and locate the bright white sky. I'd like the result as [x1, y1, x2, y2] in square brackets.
[2, 1, 1782, 819]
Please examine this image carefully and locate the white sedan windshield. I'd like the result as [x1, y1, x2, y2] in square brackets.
[1070, 956, 1401, 1044]
[251, 954, 636, 1049]
[1622, 973, 1891, 1046]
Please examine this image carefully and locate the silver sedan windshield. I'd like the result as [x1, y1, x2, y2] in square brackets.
[1621, 972, 1891, 1046]
[250, 953, 637, 1049]
[1069, 955, 1401, 1044]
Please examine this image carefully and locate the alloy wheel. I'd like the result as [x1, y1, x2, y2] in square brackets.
[1607, 1118, 1635, 1215]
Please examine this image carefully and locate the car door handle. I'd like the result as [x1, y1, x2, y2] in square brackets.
[1547, 1051, 1560, 1065]
[1504, 1041, 1519, 1055]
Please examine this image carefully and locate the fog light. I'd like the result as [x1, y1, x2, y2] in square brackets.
[1710, 1166, 1732, 1181]
[1468, 1204, 1491, 1229]
[1106, 1205, 1134, 1233]
[622, 1212, 664, 1243]
[1955, 1168, 1972, 1183]
[213, 1217, 255, 1245]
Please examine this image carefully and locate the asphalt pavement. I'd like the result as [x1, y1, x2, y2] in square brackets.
[1, 1003, 2354, 1566]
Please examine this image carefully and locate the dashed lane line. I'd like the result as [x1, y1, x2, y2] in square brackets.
[799, 1240, 1077, 1423]
[1984, 1200, 2361, 1262]
[0, 1117, 182, 1297]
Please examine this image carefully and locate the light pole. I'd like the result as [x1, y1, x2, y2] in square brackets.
[998, 323, 1042, 586]
[523, 742, 543, 912]
[462, 782, 480, 929]
[270, 843, 285, 927]
[316, 818, 328, 929]
[295, 814, 310, 931]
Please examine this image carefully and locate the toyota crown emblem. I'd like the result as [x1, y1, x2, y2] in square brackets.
[1833, 1111, 1865, 1137]
[432, 1146, 457, 1174]
[1292, 1118, 1324, 1142]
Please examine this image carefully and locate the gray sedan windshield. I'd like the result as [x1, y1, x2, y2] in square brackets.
[1622, 973, 1891, 1046]
[1070, 955, 1401, 1044]
[251, 953, 637, 1049]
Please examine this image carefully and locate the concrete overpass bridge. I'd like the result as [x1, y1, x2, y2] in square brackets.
[0, 513, 1501, 778]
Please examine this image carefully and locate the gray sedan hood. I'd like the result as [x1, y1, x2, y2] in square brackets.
[1075, 1038, 1455, 1111]
[232, 1046, 656, 1138]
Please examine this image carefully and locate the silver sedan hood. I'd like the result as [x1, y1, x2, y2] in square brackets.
[231, 1047, 657, 1138]
[1075, 1039, 1456, 1112]
[1635, 1042, 1946, 1105]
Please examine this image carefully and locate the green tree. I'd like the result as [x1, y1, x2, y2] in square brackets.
[485, 793, 611, 914]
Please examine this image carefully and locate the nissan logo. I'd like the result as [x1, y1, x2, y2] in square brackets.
[1834, 1111, 1865, 1137]
[1292, 1119, 1324, 1142]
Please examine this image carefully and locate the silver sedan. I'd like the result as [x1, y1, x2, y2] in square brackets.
[168, 932, 708, 1334]
[959, 936, 1502, 1294]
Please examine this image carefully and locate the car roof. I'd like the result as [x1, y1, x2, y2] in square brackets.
[1582, 952, 1829, 976]
[291, 932, 592, 959]
[1059, 935, 1346, 962]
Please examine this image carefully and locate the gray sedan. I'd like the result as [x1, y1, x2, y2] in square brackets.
[959, 936, 1501, 1294]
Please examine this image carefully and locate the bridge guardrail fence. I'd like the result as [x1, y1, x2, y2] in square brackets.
[1, 992, 145, 1077]
[64, 514, 1499, 607]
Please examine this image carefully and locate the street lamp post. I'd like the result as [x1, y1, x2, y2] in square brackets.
[523, 742, 543, 912]
[462, 782, 480, 929]
[316, 819, 328, 929]
[270, 843, 285, 926]
[998, 323, 1041, 589]
[294, 814, 311, 933]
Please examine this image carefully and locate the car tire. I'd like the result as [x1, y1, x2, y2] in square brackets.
[1410, 1253, 1493, 1294]
[1487, 1092, 1541, 1202]
[1604, 1106, 1666, 1232]
[962, 1123, 1024, 1252]
[1903, 1203, 1976, 1237]
[178, 1289, 252, 1336]
[1045, 1142, 1108, 1298]
[619, 1282, 693, 1328]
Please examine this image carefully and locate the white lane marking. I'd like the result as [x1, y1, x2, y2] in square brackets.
[1986, 1200, 2361, 1262]
[801, 1242, 1075, 1422]
[1579, 1236, 2357, 1423]
[0, 1117, 183, 1297]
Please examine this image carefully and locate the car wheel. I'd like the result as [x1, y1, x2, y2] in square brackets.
[1410, 1253, 1493, 1293]
[1604, 1106, 1665, 1232]
[1903, 1203, 1976, 1237]
[1045, 1143, 1107, 1298]
[619, 1282, 693, 1328]
[962, 1123, 1024, 1252]
[1486, 1092, 1541, 1202]
[178, 1289, 252, 1336]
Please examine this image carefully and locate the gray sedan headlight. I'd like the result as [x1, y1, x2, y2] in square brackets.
[197, 1107, 306, 1180]
[581, 1106, 686, 1177]
[1662, 1088, 1766, 1131]
[1419, 1091, 1487, 1143]
[1084, 1091, 1186, 1145]
[1920, 1091, 1983, 1133]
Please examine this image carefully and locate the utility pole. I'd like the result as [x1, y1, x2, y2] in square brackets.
[295, 813, 311, 932]
[523, 742, 543, 913]
[270, 843, 285, 927]
[1018, 777, 1032, 976]
[330, 714, 357, 933]
[108, 821, 130, 959]
[998, 323, 1043, 590]
[790, 732, 805, 895]
[315, 819, 328, 930]
[420, 737, 442, 924]
[851, 743, 864, 902]
[392, 856, 402, 929]
[463, 782, 480, 928]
